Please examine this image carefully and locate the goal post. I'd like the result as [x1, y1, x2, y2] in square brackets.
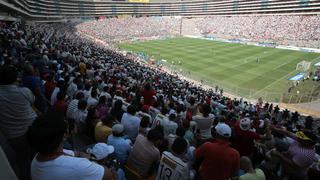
[296, 61, 311, 72]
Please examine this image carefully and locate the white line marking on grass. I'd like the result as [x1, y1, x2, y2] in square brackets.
[250, 56, 320, 98]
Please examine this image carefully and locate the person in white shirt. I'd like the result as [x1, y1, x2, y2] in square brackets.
[66, 92, 84, 119]
[27, 110, 116, 180]
[51, 80, 65, 106]
[83, 84, 91, 100]
[192, 104, 215, 140]
[121, 105, 141, 141]
[156, 137, 190, 180]
[66, 79, 78, 99]
[73, 100, 88, 133]
[100, 86, 112, 100]
[163, 113, 178, 137]
[87, 90, 98, 108]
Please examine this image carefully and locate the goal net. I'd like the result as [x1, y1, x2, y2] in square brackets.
[296, 61, 311, 72]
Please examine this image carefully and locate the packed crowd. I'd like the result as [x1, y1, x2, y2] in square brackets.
[77, 17, 181, 42]
[0, 20, 320, 180]
[76, 16, 320, 48]
[195, 15, 320, 48]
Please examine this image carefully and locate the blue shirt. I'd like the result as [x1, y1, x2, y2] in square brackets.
[22, 75, 44, 94]
[107, 135, 131, 164]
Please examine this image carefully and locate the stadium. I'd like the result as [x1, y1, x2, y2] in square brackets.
[0, 0, 320, 180]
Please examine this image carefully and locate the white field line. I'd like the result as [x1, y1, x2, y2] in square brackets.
[250, 56, 320, 97]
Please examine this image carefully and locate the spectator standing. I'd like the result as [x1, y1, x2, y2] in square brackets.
[232, 118, 271, 157]
[192, 104, 215, 141]
[195, 123, 240, 180]
[271, 128, 317, 180]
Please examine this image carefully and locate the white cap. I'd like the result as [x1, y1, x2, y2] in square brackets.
[240, 118, 251, 131]
[215, 123, 232, 138]
[87, 143, 114, 160]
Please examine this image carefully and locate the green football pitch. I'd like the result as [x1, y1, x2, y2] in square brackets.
[119, 37, 320, 103]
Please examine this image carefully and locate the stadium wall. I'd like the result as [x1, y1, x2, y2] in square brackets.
[2, 0, 320, 20]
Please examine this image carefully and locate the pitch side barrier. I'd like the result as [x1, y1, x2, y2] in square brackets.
[184, 35, 320, 53]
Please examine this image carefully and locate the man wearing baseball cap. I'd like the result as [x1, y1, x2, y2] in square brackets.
[232, 118, 271, 157]
[270, 127, 317, 180]
[195, 123, 240, 180]
[107, 124, 132, 164]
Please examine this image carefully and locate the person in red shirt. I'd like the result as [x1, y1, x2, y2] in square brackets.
[232, 118, 271, 157]
[195, 123, 240, 180]
[141, 83, 156, 106]
[53, 91, 68, 115]
[44, 74, 55, 100]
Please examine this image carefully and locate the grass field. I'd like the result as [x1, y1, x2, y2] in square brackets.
[119, 37, 320, 103]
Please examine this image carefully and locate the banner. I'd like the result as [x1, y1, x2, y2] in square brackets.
[288, 73, 305, 81]
[128, 0, 149, 3]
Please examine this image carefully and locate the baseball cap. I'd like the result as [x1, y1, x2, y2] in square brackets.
[240, 118, 251, 131]
[112, 124, 124, 135]
[215, 123, 232, 138]
[86, 143, 114, 160]
[296, 131, 317, 143]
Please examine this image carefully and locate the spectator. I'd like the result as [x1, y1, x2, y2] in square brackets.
[121, 105, 140, 141]
[183, 120, 195, 145]
[270, 127, 317, 180]
[240, 156, 266, 180]
[50, 79, 65, 106]
[53, 91, 68, 115]
[87, 89, 98, 108]
[27, 110, 115, 180]
[192, 103, 215, 141]
[100, 85, 112, 100]
[156, 137, 189, 179]
[167, 126, 186, 148]
[44, 74, 55, 100]
[139, 116, 151, 136]
[110, 99, 125, 122]
[232, 118, 271, 157]
[96, 96, 109, 120]
[141, 83, 156, 106]
[73, 100, 88, 133]
[95, 114, 114, 142]
[85, 107, 100, 141]
[127, 128, 163, 177]
[107, 124, 132, 164]
[66, 78, 78, 99]
[195, 123, 240, 180]
[0, 65, 37, 180]
[67, 92, 84, 119]
[22, 64, 47, 113]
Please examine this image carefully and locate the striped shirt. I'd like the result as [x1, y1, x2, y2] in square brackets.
[67, 99, 78, 119]
[0, 85, 37, 139]
[288, 141, 315, 168]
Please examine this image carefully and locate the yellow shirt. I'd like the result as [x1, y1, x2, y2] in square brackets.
[94, 122, 112, 142]
[79, 62, 86, 75]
